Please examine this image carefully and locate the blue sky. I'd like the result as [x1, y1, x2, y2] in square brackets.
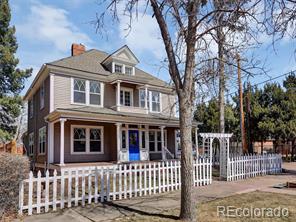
[10, 0, 296, 96]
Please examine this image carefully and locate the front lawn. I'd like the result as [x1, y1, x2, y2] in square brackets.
[117, 191, 296, 221]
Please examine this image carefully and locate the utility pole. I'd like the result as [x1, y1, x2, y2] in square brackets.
[237, 54, 248, 154]
[246, 82, 253, 153]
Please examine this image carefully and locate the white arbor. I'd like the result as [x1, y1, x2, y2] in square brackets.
[199, 133, 232, 179]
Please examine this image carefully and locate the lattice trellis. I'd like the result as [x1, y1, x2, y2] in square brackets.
[199, 133, 232, 179]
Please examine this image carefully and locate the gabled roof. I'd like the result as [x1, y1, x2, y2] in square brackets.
[102, 45, 139, 65]
[25, 46, 173, 100]
[47, 47, 171, 88]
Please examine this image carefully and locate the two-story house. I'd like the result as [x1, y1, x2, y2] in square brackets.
[24, 44, 199, 169]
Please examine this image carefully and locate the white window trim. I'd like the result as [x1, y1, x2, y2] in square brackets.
[149, 91, 162, 113]
[71, 78, 104, 107]
[70, 125, 104, 155]
[121, 129, 128, 150]
[38, 126, 46, 155]
[114, 63, 123, 73]
[120, 87, 134, 107]
[29, 132, 34, 156]
[124, 65, 133, 75]
[139, 89, 146, 108]
[40, 81, 45, 110]
[149, 129, 167, 153]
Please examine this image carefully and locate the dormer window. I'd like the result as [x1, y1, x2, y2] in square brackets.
[125, 66, 132, 75]
[115, 64, 123, 73]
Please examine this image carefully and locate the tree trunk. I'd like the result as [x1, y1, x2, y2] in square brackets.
[261, 140, 264, 154]
[179, 95, 194, 221]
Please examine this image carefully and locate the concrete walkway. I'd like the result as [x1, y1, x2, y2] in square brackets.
[16, 174, 296, 222]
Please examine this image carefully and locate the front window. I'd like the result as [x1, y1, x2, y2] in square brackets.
[40, 82, 45, 109]
[149, 131, 155, 152]
[89, 81, 101, 105]
[149, 130, 167, 152]
[120, 89, 132, 106]
[89, 128, 102, 152]
[151, 91, 160, 112]
[73, 128, 86, 152]
[29, 133, 34, 156]
[125, 66, 132, 75]
[115, 64, 123, 73]
[73, 79, 86, 103]
[72, 126, 104, 154]
[38, 127, 46, 154]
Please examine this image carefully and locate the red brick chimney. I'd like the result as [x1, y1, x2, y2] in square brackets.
[71, 43, 85, 56]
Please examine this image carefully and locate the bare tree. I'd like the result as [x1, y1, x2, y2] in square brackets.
[96, 0, 263, 220]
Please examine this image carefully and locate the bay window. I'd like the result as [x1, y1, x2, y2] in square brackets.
[120, 88, 133, 106]
[139, 89, 146, 108]
[151, 91, 161, 112]
[71, 126, 104, 154]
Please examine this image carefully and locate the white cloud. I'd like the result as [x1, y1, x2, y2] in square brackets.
[117, 2, 165, 60]
[17, 1, 92, 52]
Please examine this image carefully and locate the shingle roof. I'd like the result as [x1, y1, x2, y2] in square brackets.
[48, 49, 171, 88]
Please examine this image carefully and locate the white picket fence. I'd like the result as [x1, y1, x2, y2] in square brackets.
[19, 158, 212, 215]
[227, 154, 282, 181]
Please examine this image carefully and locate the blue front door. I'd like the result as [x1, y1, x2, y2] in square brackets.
[129, 130, 140, 161]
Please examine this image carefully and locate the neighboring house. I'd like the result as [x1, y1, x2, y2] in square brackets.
[24, 44, 199, 169]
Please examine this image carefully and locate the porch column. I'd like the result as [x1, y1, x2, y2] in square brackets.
[145, 125, 149, 159]
[160, 126, 165, 160]
[48, 122, 54, 164]
[60, 118, 67, 166]
[116, 81, 121, 111]
[145, 85, 148, 114]
[116, 123, 122, 163]
[195, 127, 199, 156]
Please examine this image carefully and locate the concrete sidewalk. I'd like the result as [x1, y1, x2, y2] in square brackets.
[283, 162, 296, 174]
[16, 174, 296, 222]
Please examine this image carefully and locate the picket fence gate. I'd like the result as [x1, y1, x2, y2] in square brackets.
[19, 158, 212, 215]
[227, 154, 282, 181]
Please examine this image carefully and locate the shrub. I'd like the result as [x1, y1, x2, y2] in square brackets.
[0, 153, 29, 219]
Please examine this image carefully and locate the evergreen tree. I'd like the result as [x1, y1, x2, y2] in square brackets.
[0, 0, 32, 142]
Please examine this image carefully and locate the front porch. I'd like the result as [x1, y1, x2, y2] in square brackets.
[46, 118, 199, 167]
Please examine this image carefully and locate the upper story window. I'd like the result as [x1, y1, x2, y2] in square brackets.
[115, 64, 123, 73]
[139, 89, 146, 108]
[150, 91, 161, 112]
[40, 82, 45, 110]
[29, 99, 34, 119]
[89, 81, 101, 105]
[72, 78, 103, 106]
[120, 88, 133, 106]
[125, 66, 132, 75]
[73, 79, 86, 104]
